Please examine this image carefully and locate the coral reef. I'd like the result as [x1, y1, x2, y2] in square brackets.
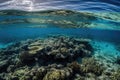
[17, 36, 93, 65]
[0, 36, 119, 80]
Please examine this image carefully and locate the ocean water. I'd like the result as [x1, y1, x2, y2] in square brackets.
[0, 0, 120, 80]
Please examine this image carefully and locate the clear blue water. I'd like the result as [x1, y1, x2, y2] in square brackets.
[0, 0, 120, 80]
[0, 26, 120, 44]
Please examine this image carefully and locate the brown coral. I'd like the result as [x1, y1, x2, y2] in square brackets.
[80, 58, 104, 76]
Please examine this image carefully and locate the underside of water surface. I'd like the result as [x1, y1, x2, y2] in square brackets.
[0, 7, 120, 80]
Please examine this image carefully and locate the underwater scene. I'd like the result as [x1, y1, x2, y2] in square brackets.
[0, 0, 120, 80]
